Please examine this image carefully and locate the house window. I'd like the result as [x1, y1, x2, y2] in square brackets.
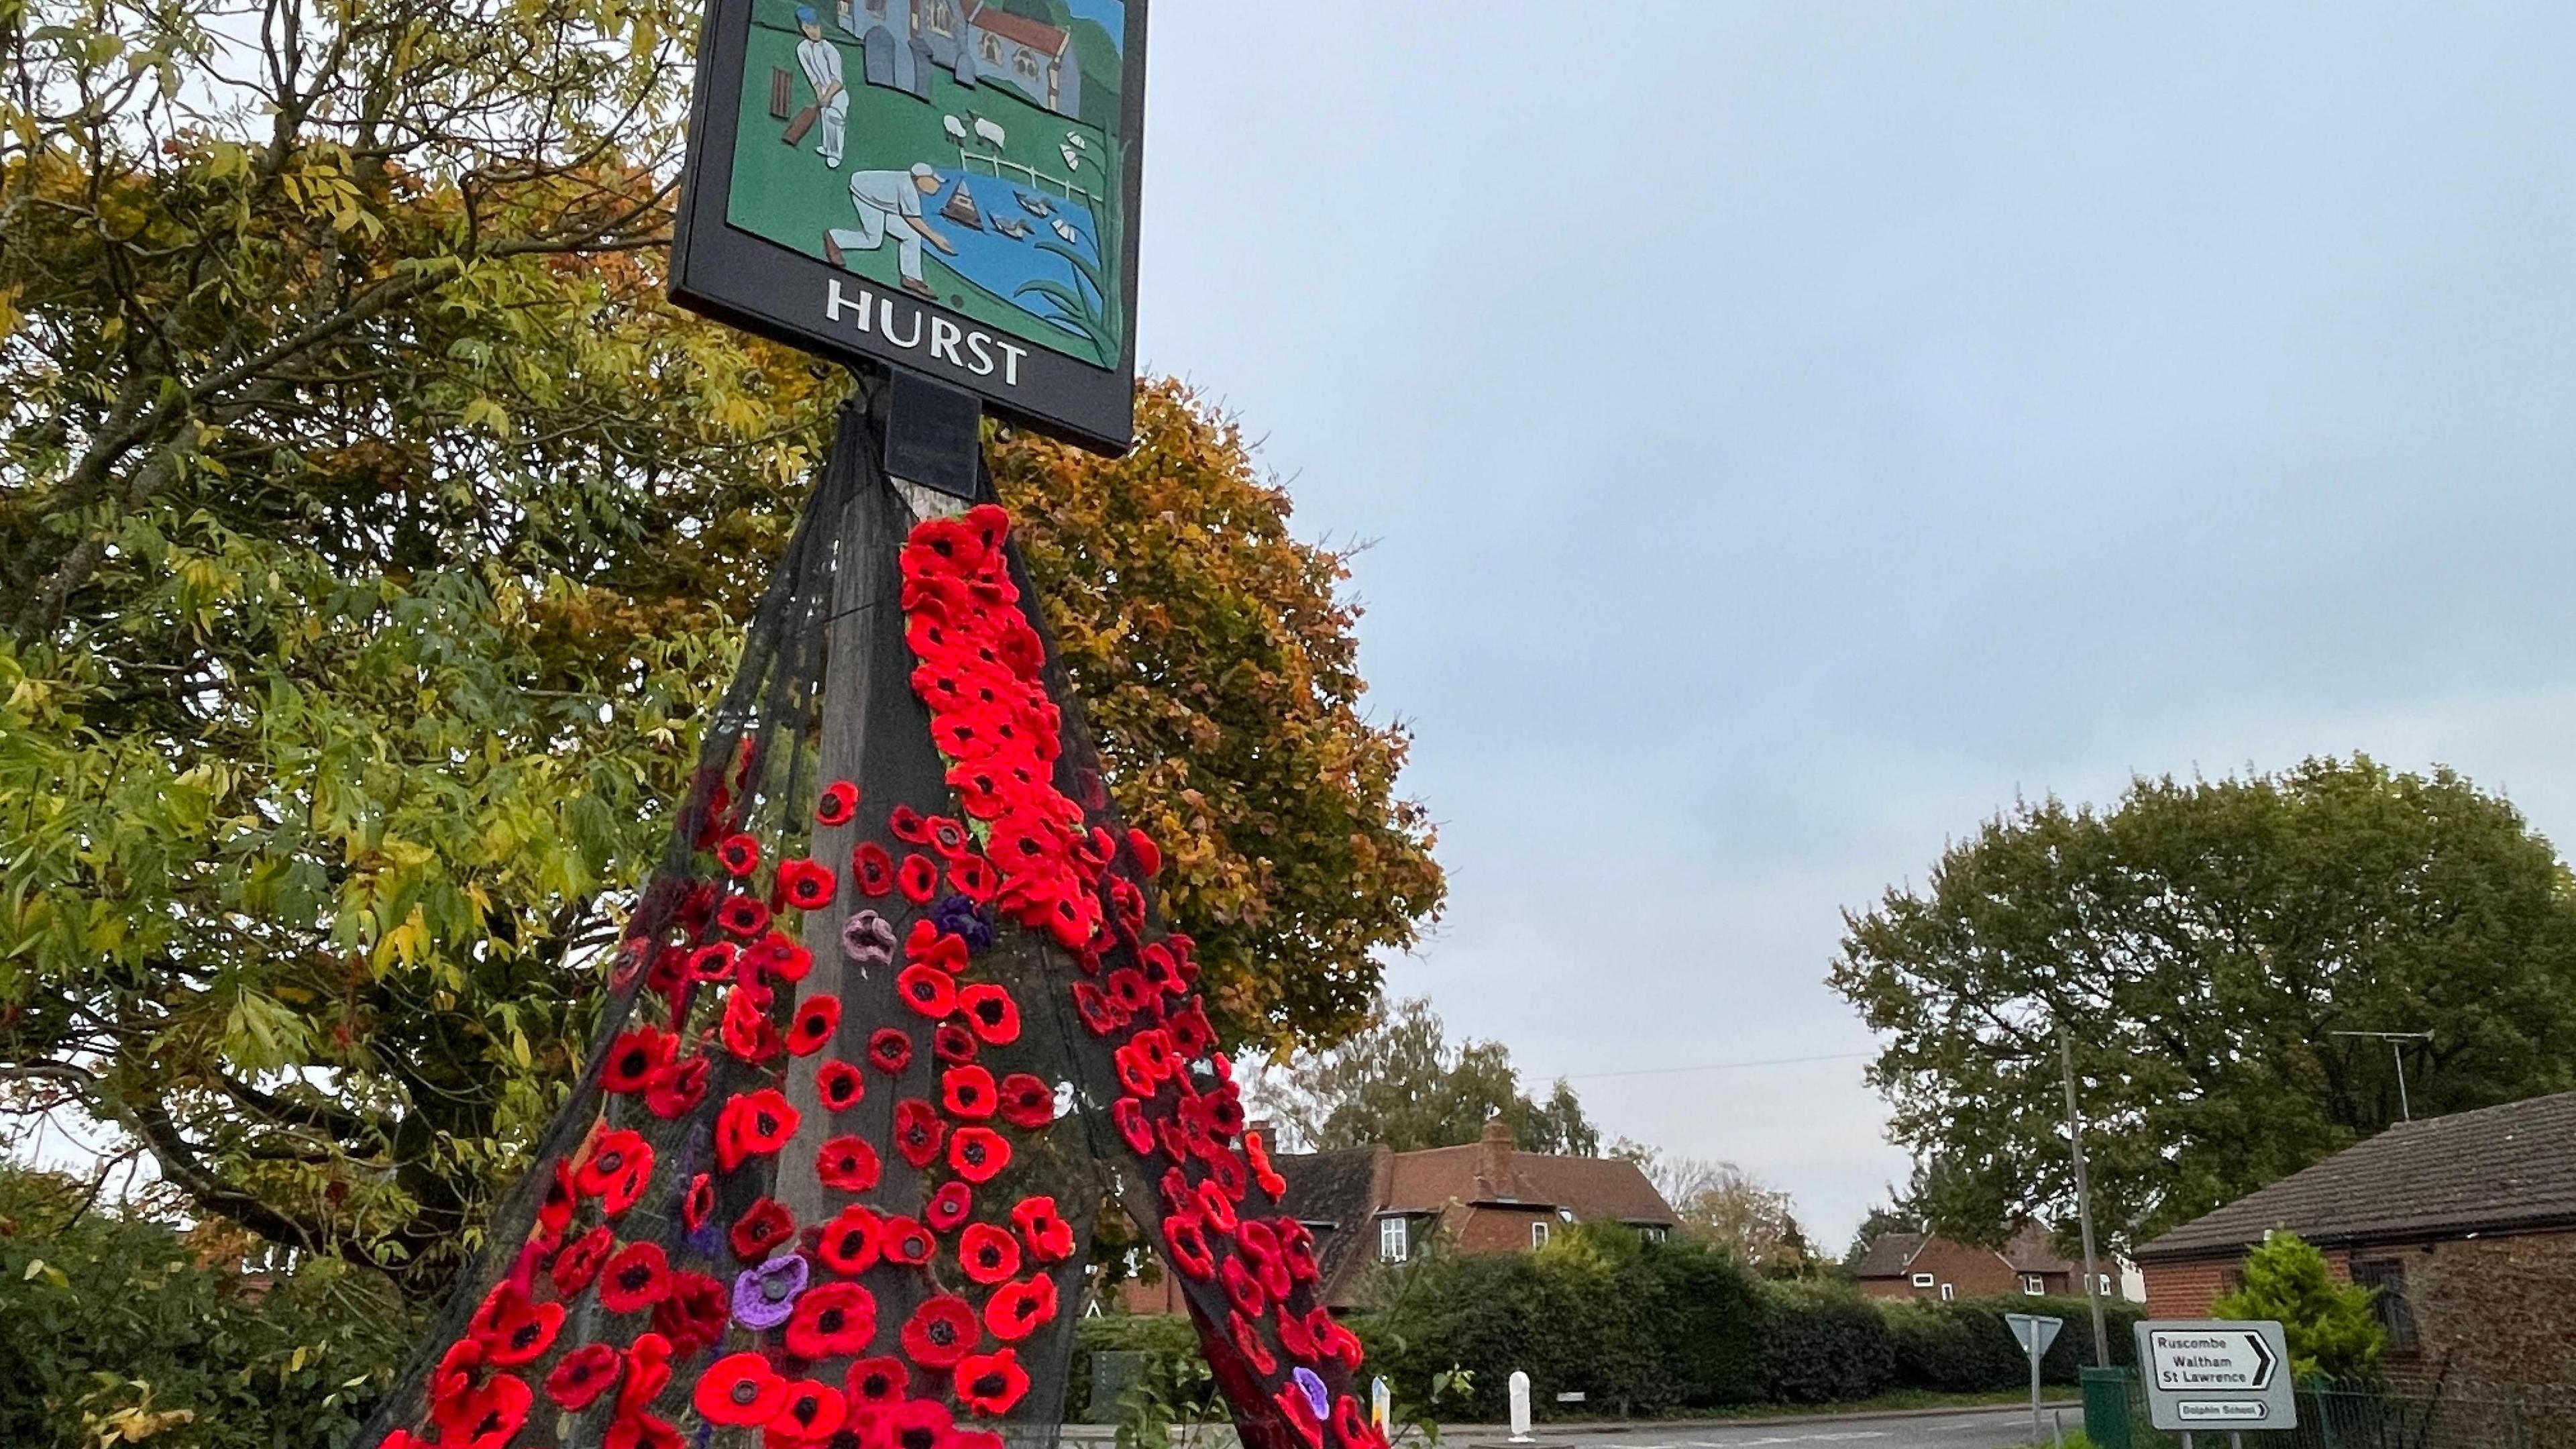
[1530, 1220, 1550, 1249]
[1639, 1225, 1668, 1244]
[2023, 1275, 2045, 1296]
[978, 32, 1002, 63]
[865, 0, 885, 15]
[1939, 1282, 1956, 1301]
[2350, 1259, 2418, 1352]
[925, 0, 955, 35]
[1013, 49, 1043, 80]
[1911, 1273, 1935, 1289]
[1379, 1217, 1407, 1263]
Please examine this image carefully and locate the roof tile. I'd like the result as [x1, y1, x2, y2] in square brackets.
[2135, 1089, 2576, 1260]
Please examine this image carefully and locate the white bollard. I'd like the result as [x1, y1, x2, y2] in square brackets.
[1371, 1377, 1391, 1434]
[1507, 1370, 1533, 1442]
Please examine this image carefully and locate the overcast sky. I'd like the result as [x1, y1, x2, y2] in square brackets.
[1128, 2, 2576, 1249]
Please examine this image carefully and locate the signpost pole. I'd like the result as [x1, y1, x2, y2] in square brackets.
[2031, 1334, 2045, 1449]
[2007, 1314, 2063, 1449]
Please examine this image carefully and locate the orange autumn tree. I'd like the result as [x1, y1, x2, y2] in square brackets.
[996, 382, 1445, 1051]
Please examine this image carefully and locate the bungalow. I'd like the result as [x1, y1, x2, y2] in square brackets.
[2132, 1088, 2576, 1387]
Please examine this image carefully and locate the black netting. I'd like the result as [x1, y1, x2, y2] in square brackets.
[360, 390, 1377, 1449]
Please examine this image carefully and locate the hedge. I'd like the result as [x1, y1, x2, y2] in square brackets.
[1363, 1222, 1764, 1418]
[1083, 1223, 2151, 1423]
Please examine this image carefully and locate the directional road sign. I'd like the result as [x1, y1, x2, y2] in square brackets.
[2134, 1320, 2299, 1432]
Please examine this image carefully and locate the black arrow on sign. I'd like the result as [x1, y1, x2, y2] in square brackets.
[2244, 1331, 2275, 1389]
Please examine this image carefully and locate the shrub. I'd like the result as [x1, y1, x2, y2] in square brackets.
[1754, 1281, 1894, 1404]
[0, 1170, 414, 1449]
[1069, 1312, 1216, 1424]
[2211, 1232, 2384, 1381]
[1882, 1300, 2024, 1392]
[1365, 1223, 1764, 1418]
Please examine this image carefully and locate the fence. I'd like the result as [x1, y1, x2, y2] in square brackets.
[955, 148, 1101, 211]
[2098, 1372, 2576, 1449]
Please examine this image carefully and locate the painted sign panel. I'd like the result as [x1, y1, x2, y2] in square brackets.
[2134, 1320, 2299, 1432]
[672, 0, 1145, 453]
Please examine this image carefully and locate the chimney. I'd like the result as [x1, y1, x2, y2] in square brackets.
[1476, 1116, 1516, 1200]
[1246, 1118, 1275, 1147]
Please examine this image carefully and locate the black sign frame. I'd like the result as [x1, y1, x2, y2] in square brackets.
[671, 0, 1147, 455]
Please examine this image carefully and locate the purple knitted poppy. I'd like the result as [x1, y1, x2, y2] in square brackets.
[930, 894, 994, 953]
[732, 1252, 809, 1330]
[1291, 1368, 1329, 1420]
[842, 909, 896, 965]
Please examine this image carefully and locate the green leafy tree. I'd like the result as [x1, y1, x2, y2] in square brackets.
[0, 1166, 413, 1449]
[1251, 995, 1599, 1154]
[0, 0, 1438, 1301]
[2210, 1232, 2385, 1381]
[1829, 756, 2576, 1248]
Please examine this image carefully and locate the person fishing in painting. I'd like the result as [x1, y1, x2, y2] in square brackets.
[824, 162, 957, 299]
[789, 7, 845, 168]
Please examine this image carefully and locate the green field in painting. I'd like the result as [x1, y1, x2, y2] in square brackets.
[727, 0, 1121, 363]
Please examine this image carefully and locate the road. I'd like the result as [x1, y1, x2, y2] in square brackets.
[1447, 1403, 2074, 1449]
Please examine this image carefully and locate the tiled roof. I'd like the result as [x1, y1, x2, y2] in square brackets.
[2135, 1089, 2576, 1261]
[1513, 1153, 1678, 1224]
[965, 2, 1067, 56]
[2004, 1221, 2076, 1275]
[1271, 1146, 1385, 1299]
[1851, 1231, 1925, 1279]
[1374, 1142, 1674, 1223]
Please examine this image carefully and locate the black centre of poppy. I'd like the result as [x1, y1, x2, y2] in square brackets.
[619, 1265, 650, 1290]
[819, 1307, 845, 1332]
[963, 1142, 988, 1166]
[733, 1381, 761, 1406]
[972, 1372, 1006, 1397]
[902, 1428, 937, 1449]
[792, 1397, 821, 1425]
[928, 1321, 956, 1346]
[511, 1322, 541, 1350]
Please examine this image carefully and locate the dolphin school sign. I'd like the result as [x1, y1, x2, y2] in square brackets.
[672, 0, 1148, 453]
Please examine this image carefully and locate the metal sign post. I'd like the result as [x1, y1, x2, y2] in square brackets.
[2134, 1320, 2298, 1434]
[2007, 1313, 2063, 1448]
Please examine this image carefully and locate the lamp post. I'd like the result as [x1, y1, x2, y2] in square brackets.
[2058, 1020, 2109, 1367]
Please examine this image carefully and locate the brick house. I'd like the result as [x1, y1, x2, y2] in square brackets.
[1851, 1222, 2088, 1301]
[1121, 1119, 1677, 1313]
[2132, 1089, 2576, 1386]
